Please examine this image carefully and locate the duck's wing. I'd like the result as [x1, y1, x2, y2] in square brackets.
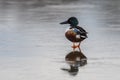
[76, 26, 87, 34]
[76, 26, 88, 38]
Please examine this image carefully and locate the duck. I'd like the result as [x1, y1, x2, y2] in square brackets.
[60, 17, 88, 51]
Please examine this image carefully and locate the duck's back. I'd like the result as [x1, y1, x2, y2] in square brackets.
[76, 26, 88, 38]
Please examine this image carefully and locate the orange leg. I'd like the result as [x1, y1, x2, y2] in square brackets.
[71, 42, 77, 51]
[71, 42, 82, 51]
[72, 42, 75, 51]
[71, 42, 79, 51]
[78, 42, 81, 52]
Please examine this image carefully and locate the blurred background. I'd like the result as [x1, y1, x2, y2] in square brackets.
[0, 0, 120, 80]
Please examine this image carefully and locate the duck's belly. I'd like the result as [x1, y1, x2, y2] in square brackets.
[65, 28, 81, 42]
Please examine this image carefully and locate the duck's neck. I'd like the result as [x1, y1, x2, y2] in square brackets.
[70, 25, 77, 28]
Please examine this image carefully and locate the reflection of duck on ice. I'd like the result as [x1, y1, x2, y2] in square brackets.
[60, 17, 88, 51]
[65, 51, 87, 67]
[61, 51, 87, 76]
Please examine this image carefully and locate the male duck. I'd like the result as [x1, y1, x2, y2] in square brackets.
[60, 17, 88, 51]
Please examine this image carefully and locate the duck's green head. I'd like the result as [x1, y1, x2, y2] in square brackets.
[60, 17, 79, 27]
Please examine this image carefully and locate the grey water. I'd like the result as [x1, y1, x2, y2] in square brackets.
[0, 0, 120, 80]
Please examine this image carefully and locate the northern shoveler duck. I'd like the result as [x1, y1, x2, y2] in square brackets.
[60, 17, 88, 51]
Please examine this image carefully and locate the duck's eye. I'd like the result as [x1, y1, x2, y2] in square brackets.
[69, 20, 74, 23]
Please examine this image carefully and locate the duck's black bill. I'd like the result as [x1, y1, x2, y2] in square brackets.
[60, 21, 68, 24]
